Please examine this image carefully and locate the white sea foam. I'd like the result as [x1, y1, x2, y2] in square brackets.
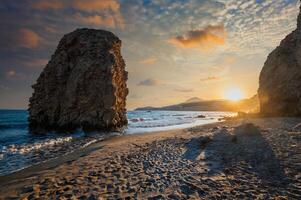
[0, 110, 236, 176]
[82, 139, 98, 148]
[1, 136, 73, 155]
[125, 111, 236, 134]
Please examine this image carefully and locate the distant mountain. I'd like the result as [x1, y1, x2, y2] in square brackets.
[185, 97, 203, 103]
[136, 95, 259, 112]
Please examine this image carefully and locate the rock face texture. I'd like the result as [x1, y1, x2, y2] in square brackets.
[29, 29, 128, 132]
[258, 5, 301, 116]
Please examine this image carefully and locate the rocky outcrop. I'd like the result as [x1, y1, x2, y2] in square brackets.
[28, 29, 128, 133]
[258, 4, 301, 116]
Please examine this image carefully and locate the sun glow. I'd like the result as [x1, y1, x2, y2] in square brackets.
[224, 88, 244, 101]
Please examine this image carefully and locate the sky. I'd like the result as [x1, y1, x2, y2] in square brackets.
[0, 0, 299, 110]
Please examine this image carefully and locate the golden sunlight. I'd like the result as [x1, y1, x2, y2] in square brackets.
[224, 88, 244, 101]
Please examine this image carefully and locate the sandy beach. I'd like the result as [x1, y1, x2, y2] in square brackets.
[0, 118, 300, 199]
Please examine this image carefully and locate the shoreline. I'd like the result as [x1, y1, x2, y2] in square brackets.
[1, 117, 301, 199]
[0, 117, 225, 181]
[0, 120, 227, 188]
[0, 125, 196, 184]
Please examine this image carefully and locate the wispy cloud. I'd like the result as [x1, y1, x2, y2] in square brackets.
[31, 0, 64, 10]
[18, 28, 41, 49]
[5, 69, 26, 80]
[200, 76, 220, 82]
[138, 78, 162, 86]
[32, 0, 120, 11]
[23, 58, 48, 68]
[174, 88, 194, 93]
[31, 0, 125, 29]
[6, 70, 16, 78]
[0, 85, 10, 91]
[168, 24, 226, 50]
[128, 93, 142, 99]
[72, 0, 120, 12]
[72, 0, 125, 29]
[138, 58, 157, 65]
[75, 13, 116, 27]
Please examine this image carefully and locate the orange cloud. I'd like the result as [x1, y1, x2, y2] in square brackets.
[75, 14, 116, 27]
[32, 0, 64, 10]
[72, 0, 120, 12]
[44, 26, 57, 33]
[73, 0, 125, 29]
[169, 24, 226, 50]
[138, 58, 157, 65]
[18, 28, 41, 49]
[6, 70, 16, 78]
[200, 76, 220, 82]
[6, 69, 26, 80]
[224, 56, 236, 64]
[31, 0, 124, 29]
[24, 58, 48, 68]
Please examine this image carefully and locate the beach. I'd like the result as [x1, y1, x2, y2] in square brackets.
[0, 118, 300, 199]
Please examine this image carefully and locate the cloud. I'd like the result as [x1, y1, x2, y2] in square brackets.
[18, 28, 41, 49]
[0, 85, 9, 91]
[138, 58, 157, 65]
[6, 69, 26, 80]
[168, 24, 226, 50]
[31, 0, 125, 28]
[72, 0, 120, 12]
[75, 13, 116, 27]
[31, 0, 120, 12]
[223, 56, 236, 64]
[138, 78, 162, 86]
[6, 70, 16, 78]
[128, 93, 142, 99]
[174, 88, 194, 93]
[44, 26, 57, 33]
[200, 76, 220, 82]
[31, 0, 64, 10]
[23, 58, 48, 68]
[72, 0, 125, 28]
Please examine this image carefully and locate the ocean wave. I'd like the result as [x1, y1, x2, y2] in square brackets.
[0, 110, 236, 175]
[129, 118, 146, 122]
[129, 121, 190, 128]
[82, 139, 98, 148]
[1, 136, 73, 155]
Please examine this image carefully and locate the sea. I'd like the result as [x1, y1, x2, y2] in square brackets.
[0, 109, 235, 176]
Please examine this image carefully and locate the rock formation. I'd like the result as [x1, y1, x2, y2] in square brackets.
[258, 4, 301, 116]
[28, 29, 128, 133]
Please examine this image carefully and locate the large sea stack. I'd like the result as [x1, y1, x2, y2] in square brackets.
[258, 4, 301, 116]
[29, 29, 128, 133]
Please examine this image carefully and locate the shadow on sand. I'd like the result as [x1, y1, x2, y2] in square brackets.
[183, 123, 288, 185]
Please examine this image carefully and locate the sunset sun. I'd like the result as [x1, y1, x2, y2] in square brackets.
[224, 88, 244, 101]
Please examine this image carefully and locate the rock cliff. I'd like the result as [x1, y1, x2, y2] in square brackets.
[258, 4, 301, 116]
[28, 29, 128, 133]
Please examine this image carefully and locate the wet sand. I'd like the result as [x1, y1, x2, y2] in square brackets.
[0, 118, 301, 199]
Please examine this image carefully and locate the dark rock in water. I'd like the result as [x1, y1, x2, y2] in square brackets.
[258, 4, 301, 116]
[28, 28, 128, 133]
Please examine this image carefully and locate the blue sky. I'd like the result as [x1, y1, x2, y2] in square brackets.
[0, 0, 299, 109]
